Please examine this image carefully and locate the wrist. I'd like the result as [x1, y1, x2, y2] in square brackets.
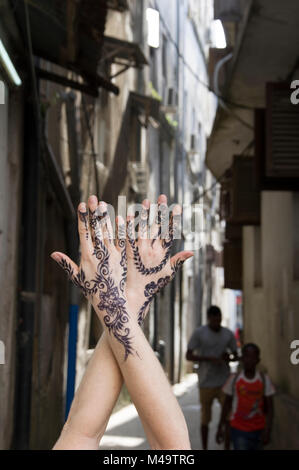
[126, 291, 145, 314]
[91, 296, 139, 326]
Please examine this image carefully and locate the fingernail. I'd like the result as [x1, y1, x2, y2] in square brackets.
[99, 201, 107, 212]
[172, 204, 181, 215]
[51, 253, 60, 262]
[78, 202, 86, 212]
[89, 195, 98, 205]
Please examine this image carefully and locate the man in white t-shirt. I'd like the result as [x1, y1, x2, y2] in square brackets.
[186, 305, 239, 449]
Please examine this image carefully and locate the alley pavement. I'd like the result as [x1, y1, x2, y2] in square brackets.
[99, 373, 224, 450]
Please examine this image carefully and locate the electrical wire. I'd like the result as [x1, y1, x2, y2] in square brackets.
[82, 96, 100, 196]
[240, 139, 255, 156]
[191, 173, 224, 205]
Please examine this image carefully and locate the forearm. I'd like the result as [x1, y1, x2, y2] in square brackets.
[51, 194, 192, 450]
[53, 328, 160, 450]
[53, 331, 123, 449]
[187, 352, 214, 362]
[99, 307, 191, 450]
[218, 398, 232, 427]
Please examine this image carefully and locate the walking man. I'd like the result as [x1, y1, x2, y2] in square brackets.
[186, 305, 238, 449]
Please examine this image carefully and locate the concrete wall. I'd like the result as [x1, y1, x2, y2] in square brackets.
[0, 84, 23, 449]
[243, 191, 299, 449]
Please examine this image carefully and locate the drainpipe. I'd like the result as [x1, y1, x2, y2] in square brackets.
[65, 286, 79, 420]
[63, 92, 81, 420]
[64, 217, 79, 421]
[213, 51, 233, 98]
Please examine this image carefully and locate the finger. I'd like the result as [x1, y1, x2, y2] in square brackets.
[138, 199, 150, 243]
[77, 202, 94, 258]
[159, 200, 170, 242]
[126, 214, 137, 258]
[161, 203, 180, 250]
[51, 251, 79, 284]
[150, 194, 167, 245]
[98, 201, 114, 246]
[170, 204, 182, 241]
[170, 250, 194, 275]
[115, 215, 126, 252]
[88, 195, 102, 244]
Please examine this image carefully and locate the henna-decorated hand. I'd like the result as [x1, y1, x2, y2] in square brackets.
[51, 195, 134, 359]
[126, 194, 193, 325]
[51, 194, 193, 360]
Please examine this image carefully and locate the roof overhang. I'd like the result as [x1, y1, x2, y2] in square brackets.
[101, 36, 148, 79]
[12, 0, 118, 93]
[206, 0, 299, 178]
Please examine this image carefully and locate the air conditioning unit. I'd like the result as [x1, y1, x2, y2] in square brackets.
[220, 156, 260, 225]
[255, 83, 299, 190]
[205, 26, 212, 44]
[187, 151, 201, 184]
[161, 87, 178, 114]
[189, 134, 198, 153]
[127, 162, 148, 196]
[223, 239, 242, 290]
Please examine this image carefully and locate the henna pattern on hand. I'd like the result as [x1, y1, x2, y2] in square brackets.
[118, 222, 127, 295]
[90, 207, 109, 240]
[79, 210, 89, 240]
[57, 200, 185, 360]
[127, 217, 174, 275]
[137, 258, 185, 326]
[57, 258, 99, 297]
[150, 203, 171, 247]
[93, 236, 134, 360]
[139, 206, 149, 238]
[58, 225, 135, 360]
[89, 208, 98, 244]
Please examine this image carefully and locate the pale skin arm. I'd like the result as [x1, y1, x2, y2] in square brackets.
[102, 310, 191, 450]
[53, 331, 160, 450]
[52, 195, 193, 450]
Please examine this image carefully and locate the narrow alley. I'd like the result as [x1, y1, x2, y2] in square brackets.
[0, 0, 298, 454]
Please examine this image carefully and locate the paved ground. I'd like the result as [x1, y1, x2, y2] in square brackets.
[99, 373, 224, 450]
